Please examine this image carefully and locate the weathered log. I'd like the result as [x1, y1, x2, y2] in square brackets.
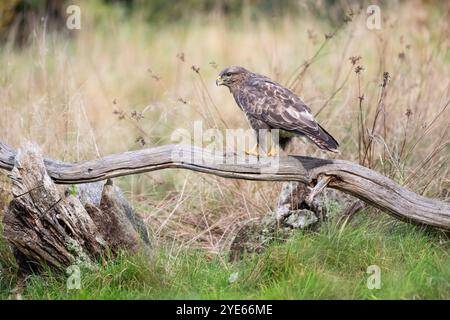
[2, 142, 152, 275]
[1, 141, 449, 230]
[71, 181, 152, 256]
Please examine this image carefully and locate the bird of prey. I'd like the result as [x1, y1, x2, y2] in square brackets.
[216, 66, 339, 156]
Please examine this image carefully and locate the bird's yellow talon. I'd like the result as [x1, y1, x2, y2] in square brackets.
[244, 145, 260, 157]
[266, 142, 279, 157]
[266, 149, 276, 157]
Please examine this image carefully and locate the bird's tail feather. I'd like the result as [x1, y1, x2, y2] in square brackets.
[305, 125, 339, 153]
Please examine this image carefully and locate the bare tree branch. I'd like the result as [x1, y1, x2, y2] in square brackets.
[1, 141, 449, 230]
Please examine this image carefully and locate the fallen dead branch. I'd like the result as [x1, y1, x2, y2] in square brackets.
[1, 141, 449, 230]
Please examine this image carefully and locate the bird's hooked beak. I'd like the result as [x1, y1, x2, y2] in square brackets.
[215, 75, 223, 86]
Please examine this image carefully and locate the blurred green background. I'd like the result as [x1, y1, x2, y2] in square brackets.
[4, 0, 445, 45]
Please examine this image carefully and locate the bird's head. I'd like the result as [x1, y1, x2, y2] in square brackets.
[216, 66, 249, 88]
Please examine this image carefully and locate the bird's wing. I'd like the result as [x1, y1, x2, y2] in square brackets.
[237, 77, 339, 151]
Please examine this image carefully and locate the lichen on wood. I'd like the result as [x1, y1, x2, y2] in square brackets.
[2, 141, 152, 275]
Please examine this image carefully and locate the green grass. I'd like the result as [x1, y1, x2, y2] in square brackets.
[1, 214, 449, 300]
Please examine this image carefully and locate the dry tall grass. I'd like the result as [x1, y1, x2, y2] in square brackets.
[0, 1, 449, 253]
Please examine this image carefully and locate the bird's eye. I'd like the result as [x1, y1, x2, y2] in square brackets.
[225, 72, 232, 77]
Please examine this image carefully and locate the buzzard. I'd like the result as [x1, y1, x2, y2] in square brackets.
[216, 66, 339, 156]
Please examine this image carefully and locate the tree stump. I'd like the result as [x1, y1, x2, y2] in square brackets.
[2, 142, 152, 276]
[229, 181, 365, 260]
[229, 182, 327, 261]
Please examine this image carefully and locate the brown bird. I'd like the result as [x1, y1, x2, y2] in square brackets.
[216, 66, 339, 156]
